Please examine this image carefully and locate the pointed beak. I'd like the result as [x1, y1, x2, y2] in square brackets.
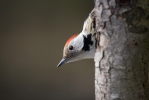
[57, 58, 66, 67]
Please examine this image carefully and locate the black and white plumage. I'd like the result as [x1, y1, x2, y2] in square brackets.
[57, 16, 96, 67]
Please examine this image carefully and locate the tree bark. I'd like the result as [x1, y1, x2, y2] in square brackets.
[94, 0, 149, 100]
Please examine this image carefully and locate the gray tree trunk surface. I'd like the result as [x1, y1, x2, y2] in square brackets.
[93, 0, 149, 100]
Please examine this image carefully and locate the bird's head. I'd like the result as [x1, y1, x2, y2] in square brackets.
[57, 33, 96, 67]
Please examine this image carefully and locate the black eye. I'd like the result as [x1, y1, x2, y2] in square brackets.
[69, 45, 74, 50]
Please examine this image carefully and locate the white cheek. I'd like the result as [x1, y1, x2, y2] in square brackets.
[72, 34, 84, 50]
[70, 50, 76, 55]
[66, 57, 81, 63]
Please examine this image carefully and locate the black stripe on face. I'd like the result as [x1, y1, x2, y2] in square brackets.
[82, 34, 93, 51]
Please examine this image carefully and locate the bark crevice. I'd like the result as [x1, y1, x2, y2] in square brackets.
[93, 0, 148, 100]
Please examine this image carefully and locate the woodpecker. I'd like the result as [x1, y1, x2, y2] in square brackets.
[57, 16, 96, 67]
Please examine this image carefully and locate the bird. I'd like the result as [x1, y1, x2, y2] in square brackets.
[57, 16, 96, 67]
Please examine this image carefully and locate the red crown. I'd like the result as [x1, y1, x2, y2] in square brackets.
[65, 34, 78, 46]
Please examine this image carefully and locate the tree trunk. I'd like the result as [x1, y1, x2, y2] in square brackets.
[94, 0, 149, 100]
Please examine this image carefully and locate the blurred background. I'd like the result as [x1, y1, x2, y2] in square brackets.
[0, 0, 95, 100]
